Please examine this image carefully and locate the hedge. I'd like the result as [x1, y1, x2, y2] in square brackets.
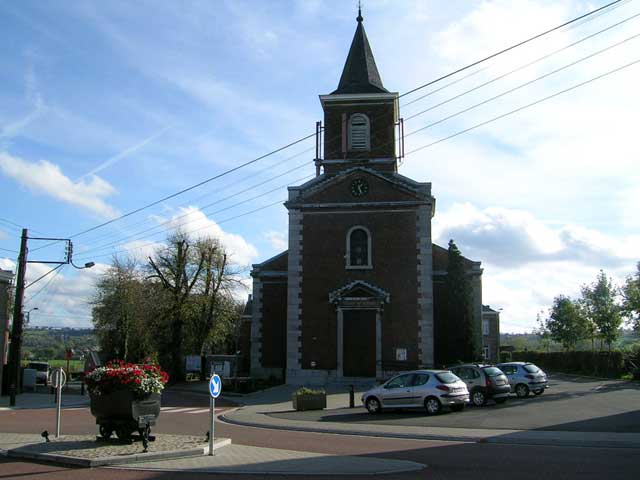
[510, 350, 625, 378]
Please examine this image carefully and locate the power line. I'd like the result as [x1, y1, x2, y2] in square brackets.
[404, 12, 640, 122]
[75, 173, 314, 260]
[404, 31, 640, 138]
[0, 247, 18, 254]
[25, 264, 65, 304]
[37, 0, 626, 252]
[405, 57, 640, 156]
[75, 16, 638, 260]
[77, 163, 314, 257]
[85, 198, 288, 261]
[30, 133, 317, 253]
[399, 0, 625, 99]
[79, 146, 315, 248]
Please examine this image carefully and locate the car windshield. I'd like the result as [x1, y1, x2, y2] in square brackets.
[483, 367, 503, 376]
[435, 372, 459, 384]
[523, 364, 540, 373]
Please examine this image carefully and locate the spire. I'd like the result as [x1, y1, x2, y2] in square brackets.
[332, 7, 388, 95]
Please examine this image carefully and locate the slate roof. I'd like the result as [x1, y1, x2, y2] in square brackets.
[332, 12, 388, 95]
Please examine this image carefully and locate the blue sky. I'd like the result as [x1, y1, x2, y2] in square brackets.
[1, 0, 639, 332]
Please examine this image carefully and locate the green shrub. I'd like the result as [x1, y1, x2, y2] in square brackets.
[511, 350, 625, 378]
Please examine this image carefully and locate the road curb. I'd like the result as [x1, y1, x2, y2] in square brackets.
[219, 411, 479, 443]
[6, 437, 231, 468]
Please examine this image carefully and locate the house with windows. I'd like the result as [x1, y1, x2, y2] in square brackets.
[482, 305, 501, 362]
[248, 12, 499, 384]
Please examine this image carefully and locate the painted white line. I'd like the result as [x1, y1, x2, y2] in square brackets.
[185, 408, 211, 414]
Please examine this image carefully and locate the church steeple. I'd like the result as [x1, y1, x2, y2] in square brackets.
[332, 9, 388, 95]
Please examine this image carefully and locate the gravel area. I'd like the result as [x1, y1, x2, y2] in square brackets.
[10, 434, 206, 459]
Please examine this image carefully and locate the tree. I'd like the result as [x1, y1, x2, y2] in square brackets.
[621, 262, 640, 332]
[148, 233, 206, 382]
[441, 240, 478, 363]
[581, 270, 622, 352]
[544, 295, 587, 351]
[92, 257, 150, 361]
[535, 312, 552, 352]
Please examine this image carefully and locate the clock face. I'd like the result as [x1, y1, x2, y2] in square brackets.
[350, 178, 369, 197]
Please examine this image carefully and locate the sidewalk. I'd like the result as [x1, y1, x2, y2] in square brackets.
[0, 431, 424, 474]
[221, 385, 640, 449]
[0, 392, 89, 410]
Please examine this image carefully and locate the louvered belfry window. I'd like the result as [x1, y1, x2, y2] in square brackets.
[348, 114, 370, 151]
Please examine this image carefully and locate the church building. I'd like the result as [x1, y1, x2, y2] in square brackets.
[248, 12, 499, 384]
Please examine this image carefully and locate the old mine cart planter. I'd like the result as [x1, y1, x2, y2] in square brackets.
[90, 390, 161, 450]
[85, 361, 169, 451]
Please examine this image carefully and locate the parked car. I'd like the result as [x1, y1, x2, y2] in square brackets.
[449, 364, 510, 406]
[497, 362, 548, 397]
[26, 361, 50, 386]
[361, 370, 469, 415]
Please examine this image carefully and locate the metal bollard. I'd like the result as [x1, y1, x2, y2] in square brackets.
[349, 384, 355, 408]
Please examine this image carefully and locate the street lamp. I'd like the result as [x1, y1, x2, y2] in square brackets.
[71, 261, 95, 270]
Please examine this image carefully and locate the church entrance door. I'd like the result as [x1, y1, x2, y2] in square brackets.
[342, 309, 376, 377]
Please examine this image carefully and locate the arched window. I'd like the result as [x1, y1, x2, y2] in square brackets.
[348, 114, 370, 151]
[346, 226, 372, 269]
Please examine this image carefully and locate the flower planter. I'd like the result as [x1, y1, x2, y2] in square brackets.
[292, 392, 326, 411]
[90, 390, 161, 446]
[85, 361, 168, 450]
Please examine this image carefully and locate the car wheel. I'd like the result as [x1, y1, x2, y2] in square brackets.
[494, 397, 507, 404]
[365, 397, 381, 414]
[450, 404, 465, 412]
[471, 389, 487, 407]
[533, 389, 544, 396]
[515, 384, 530, 398]
[424, 397, 441, 415]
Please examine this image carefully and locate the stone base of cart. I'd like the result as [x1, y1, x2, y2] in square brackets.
[6, 434, 231, 467]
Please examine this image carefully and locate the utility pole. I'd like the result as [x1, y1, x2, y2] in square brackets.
[8, 229, 28, 406]
[4, 231, 94, 405]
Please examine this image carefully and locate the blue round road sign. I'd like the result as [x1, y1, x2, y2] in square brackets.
[209, 373, 222, 398]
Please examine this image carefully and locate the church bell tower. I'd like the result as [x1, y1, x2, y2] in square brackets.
[318, 10, 400, 176]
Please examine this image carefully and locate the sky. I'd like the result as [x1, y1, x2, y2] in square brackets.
[0, 0, 638, 333]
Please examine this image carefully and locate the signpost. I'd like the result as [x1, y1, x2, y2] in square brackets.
[49, 367, 66, 438]
[208, 372, 222, 456]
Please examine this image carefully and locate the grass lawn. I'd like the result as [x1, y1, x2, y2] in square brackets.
[22, 359, 85, 373]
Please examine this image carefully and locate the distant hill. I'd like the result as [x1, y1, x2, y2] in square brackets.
[22, 327, 97, 361]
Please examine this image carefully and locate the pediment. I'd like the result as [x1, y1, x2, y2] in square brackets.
[288, 167, 430, 206]
[329, 280, 390, 304]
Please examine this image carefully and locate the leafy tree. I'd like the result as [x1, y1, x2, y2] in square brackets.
[147, 232, 206, 382]
[544, 295, 587, 351]
[92, 257, 151, 361]
[441, 240, 478, 363]
[582, 270, 622, 352]
[621, 262, 640, 332]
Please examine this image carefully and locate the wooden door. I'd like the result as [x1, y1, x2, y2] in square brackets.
[343, 310, 376, 377]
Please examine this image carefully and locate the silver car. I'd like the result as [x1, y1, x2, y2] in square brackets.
[497, 362, 548, 397]
[361, 370, 469, 415]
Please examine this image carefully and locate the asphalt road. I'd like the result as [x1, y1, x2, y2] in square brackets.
[270, 374, 640, 432]
[1, 376, 639, 479]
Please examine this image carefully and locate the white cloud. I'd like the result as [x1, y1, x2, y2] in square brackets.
[263, 230, 287, 251]
[0, 258, 15, 271]
[163, 206, 258, 266]
[0, 153, 119, 218]
[434, 202, 634, 268]
[434, 202, 637, 332]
